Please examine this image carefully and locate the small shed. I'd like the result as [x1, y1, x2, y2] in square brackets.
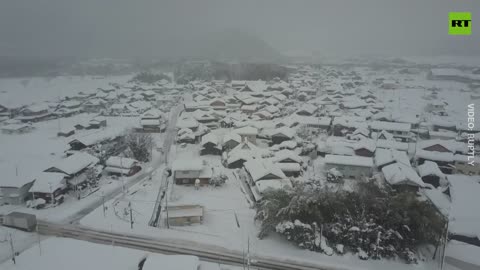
[166, 205, 204, 226]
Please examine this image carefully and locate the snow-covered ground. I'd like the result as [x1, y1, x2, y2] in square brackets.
[0, 75, 132, 108]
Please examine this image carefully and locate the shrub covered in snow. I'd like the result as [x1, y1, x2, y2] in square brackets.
[255, 181, 445, 263]
[326, 168, 343, 183]
[209, 173, 228, 187]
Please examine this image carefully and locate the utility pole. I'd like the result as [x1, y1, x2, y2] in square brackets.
[121, 157, 125, 194]
[165, 187, 170, 229]
[49, 182, 54, 205]
[36, 224, 42, 256]
[129, 202, 133, 229]
[247, 236, 250, 270]
[9, 233, 15, 264]
[102, 191, 106, 218]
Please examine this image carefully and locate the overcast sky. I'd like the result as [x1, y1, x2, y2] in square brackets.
[0, 0, 479, 59]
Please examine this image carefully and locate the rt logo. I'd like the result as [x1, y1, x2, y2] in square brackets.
[449, 12, 471, 35]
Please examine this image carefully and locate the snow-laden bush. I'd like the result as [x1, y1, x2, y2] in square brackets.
[255, 181, 445, 263]
[326, 168, 343, 183]
[209, 174, 228, 187]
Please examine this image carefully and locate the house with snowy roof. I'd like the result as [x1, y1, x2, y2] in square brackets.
[105, 156, 141, 176]
[233, 126, 258, 144]
[222, 132, 242, 151]
[445, 174, 480, 256]
[176, 128, 196, 144]
[200, 133, 221, 155]
[226, 140, 268, 169]
[415, 150, 454, 174]
[176, 116, 199, 131]
[332, 116, 368, 137]
[83, 98, 107, 113]
[382, 163, 425, 190]
[44, 152, 99, 189]
[243, 159, 291, 200]
[172, 159, 212, 185]
[18, 104, 51, 122]
[353, 139, 376, 157]
[417, 161, 446, 188]
[29, 172, 67, 204]
[140, 109, 162, 132]
[369, 121, 412, 142]
[418, 139, 462, 154]
[296, 104, 318, 116]
[270, 127, 295, 145]
[0, 164, 35, 205]
[324, 154, 373, 179]
[374, 148, 410, 170]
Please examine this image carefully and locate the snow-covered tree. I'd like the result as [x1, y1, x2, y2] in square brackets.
[326, 168, 343, 183]
[124, 130, 154, 162]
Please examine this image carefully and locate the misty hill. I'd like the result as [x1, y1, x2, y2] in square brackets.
[188, 30, 285, 62]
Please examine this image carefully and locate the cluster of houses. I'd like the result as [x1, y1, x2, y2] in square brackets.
[168, 65, 480, 199]
[0, 79, 180, 134]
[0, 147, 143, 207]
[166, 64, 480, 262]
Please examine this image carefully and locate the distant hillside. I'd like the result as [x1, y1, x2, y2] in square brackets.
[166, 30, 284, 63]
[196, 30, 284, 62]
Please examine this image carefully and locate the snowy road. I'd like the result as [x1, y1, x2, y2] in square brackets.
[37, 220, 342, 270]
[149, 103, 183, 227]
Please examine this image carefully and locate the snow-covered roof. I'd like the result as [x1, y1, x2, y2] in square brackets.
[234, 126, 258, 136]
[276, 162, 301, 172]
[30, 172, 66, 193]
[382, 163, 425, 187]
[273, 149, 302, 164]
[418, 139, 462, 153]
[417, 160, 445, 179]
[176, 116, 199, 129]
[227, 140, 268, 164]
[293, 116, 331, 126]
[333, 116, 368, 129]
[142, 109, 162, 119]
[353, 139, 376, 152]
[271, 127, 295, 139]
[415, 150, 454, 162]
[172, 159, 204, 171]
[201, 132, 218, 146]
[324, 154, 373, 167]
[369, 121, 411, 132]
[244, 159, 286, 182]
[105, 156, 138, 169]
[44, 152, 99, 176]
[296, 104, 317, 115]
[222, 132, 242, 145]
[374, 148, 410, 168]
[0, 163, 36, 187]
[448, 175, 480, 238]
[140, 119, 160, 126]
[375, 139, 409, 151]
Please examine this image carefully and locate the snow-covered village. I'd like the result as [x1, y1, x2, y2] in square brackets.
[0, 1, 479, 270]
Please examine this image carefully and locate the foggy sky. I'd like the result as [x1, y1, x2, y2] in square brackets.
[0, 0, 479, 59]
